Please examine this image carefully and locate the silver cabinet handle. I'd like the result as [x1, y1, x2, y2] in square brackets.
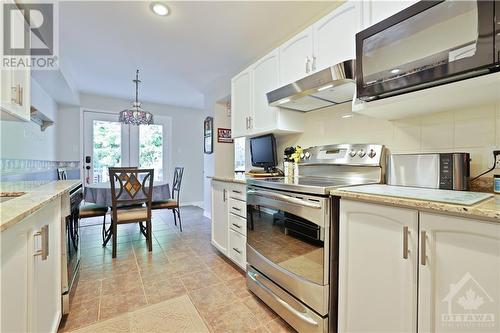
[247, 189, 321, 209]
[232, 207, 241, 211]
[232, 190, 242, 194]
[247, 117, 250, 129]
[223, 189, 226, 202]
[232, 223, 242, 229]
[402, 226, 409, 259]
[420, 230, 427, 265]
[305, 56, 311, 73]
[34, 225, 49, 260]
[248, 270, 319, 327]
[249, 116, 253, 129]
[312, 55, 317, 71]
[232, 247, 241, 254]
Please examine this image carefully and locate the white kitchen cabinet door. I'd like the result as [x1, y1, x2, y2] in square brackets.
[231, 69, 252, 138]
[418, 213, 500, 333]
[252, 50, 279, 132]
[338, 199, 418, 333]
[279, 27, 314, 85]
[211, 181, 229, 255]
[313, 1, 363, 71]
[31, 198, 62, 333]
[368, 0, 417, 27]
[229, 228, 246, 270]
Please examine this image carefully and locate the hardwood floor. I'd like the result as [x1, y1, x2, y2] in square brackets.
[58, 206, 295, 333]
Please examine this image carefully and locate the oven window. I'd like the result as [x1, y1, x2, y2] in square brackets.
[362, 1, 478, 86]
[247, 204, 325, 285]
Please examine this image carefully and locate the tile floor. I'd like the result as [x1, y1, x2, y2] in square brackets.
[58, 206, 296, 333]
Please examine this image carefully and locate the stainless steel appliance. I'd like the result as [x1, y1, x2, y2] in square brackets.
[387, 153, 470, 190]
[61, 183, 83, 314]
[266, 60, 356, 112]
[246, 144, 385, 333]
[356, 0, 500, 102]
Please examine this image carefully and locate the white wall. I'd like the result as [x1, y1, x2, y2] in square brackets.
[0, 79, 58, 160]
[56, 105, 80, 161]
[278, 101, 500, 178]
[76, 93, 205, 205]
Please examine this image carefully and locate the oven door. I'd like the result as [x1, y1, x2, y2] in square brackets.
[356, 0, 496, 101]
[246, 186, 330, 316]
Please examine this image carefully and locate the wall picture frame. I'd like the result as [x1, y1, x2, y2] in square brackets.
[204, 116, 213, 154]
[217, 128, 233, 143]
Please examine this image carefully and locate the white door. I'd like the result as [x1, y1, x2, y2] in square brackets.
[83, 111, 171, 184]
[338, 200, 418, 333]
[211, 181, 228, 255]
[279, 27, 314, 85]
[252, 50, 279, 132]
[313, 1, 363, 71]
[418, 213, 500, 333]
[231, 69, 252, 138]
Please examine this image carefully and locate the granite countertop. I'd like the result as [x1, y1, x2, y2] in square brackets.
[331, 184, 500, 223]
[0, 180, 81, 232]
[209, 175, 247, 184]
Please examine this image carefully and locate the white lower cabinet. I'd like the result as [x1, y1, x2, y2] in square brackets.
[1, 197, 63, 333]
[339, 199, 500, 333]
[211, 180, 247, 270]
[339, 200, 418, 333]
[418, 212, 500, 333]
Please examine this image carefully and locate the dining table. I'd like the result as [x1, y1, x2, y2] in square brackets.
[84, 181, 170, 206]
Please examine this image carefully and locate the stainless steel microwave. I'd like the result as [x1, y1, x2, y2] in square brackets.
[356, 0, 500, 101]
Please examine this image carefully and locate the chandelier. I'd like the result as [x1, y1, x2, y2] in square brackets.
[119, 69, 154, 125]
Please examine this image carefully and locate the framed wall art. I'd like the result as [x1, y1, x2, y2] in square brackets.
[204, 117, 213, 154]
[217, 128, 233, 143]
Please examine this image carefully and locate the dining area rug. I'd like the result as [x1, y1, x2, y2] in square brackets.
[68, 295, 210, 333]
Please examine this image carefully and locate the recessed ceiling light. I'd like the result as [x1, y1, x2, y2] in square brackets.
[390, 68, 400, 74]
[317, 84, 334, 92]
[151, 2, 169, 16]
[278, 98, 291, 105]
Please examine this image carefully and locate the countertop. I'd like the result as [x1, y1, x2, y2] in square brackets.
[331, 184, 500, 223]
[209, 175, 247, 185]
[0, 180, 81, 232]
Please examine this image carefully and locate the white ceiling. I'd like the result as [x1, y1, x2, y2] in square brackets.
[59, 1, 336, 109]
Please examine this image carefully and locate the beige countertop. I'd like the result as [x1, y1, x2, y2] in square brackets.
[209, 175, 247, 185]
[0, 180, 81, 232]
[331, 185, 500, 223]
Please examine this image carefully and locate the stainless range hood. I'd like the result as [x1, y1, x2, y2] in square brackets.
[267, 59, 355, 112]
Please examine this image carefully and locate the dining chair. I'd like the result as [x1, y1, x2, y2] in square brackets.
[57, 168, 67, 180]
[151, 167, 184, 231]
[105, 167, 154, 258]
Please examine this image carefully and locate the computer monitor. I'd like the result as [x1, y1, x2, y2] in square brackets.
[250, 134, 278, 172]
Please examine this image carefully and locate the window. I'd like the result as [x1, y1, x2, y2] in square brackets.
[139, 124, 164, 181]
[234, 137, 245, 172]
[92, 120, 121, 182]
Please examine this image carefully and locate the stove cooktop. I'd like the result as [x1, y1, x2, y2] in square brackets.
[246, 176, 375, 195]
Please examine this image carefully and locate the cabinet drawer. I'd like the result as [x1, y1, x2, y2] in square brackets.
[229, 212, 246, 236]
[229, 229, 246, 270]
[228, 184, 246, 202]
[228, 198, 246, 218]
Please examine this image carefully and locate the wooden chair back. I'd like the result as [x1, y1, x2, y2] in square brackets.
[57, 168, 67, 180]
[109, 167, 154, 219]
[172, 167, 184, 202]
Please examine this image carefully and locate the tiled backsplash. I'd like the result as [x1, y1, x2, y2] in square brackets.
[278, 102, 500, 180]
[0, 159, 80, 182]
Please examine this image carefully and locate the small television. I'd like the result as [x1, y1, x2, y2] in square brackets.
[250, 134, 278, 172]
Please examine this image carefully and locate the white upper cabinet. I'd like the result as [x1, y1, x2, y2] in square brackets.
[339, 200, 418, 333]
[251, 50, 279, 132]
[278, 27, 314, 85]
[231, 68, 252, 138]
[418, 213, 500, 333]
[367, 0, 418, 27]
[313, 1, 363, 72]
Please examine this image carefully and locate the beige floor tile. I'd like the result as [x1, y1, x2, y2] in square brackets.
[99, 290, 147, 321]
[59, 298, 99, 332]
[180, 270, 222, 291]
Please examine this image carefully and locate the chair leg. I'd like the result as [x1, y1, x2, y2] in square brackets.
[103, 216, 112, 247]
[172, 209, 177, 226]
[112, 220, 117, 258]
[146, 219, 152, 252]
[177, 207, 182, 232]
[101, 214, 107, 246]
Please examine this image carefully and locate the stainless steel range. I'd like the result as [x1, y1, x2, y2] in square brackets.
[246, 144, 385, 333]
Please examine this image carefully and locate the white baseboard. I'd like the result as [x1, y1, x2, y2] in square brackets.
[180, 201, 204, 208]
[203, 210, 211, 219]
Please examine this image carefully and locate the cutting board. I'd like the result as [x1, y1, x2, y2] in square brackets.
[340, 184, 493, 206]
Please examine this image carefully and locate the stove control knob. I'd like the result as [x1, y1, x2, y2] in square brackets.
[349, 150, 357, 157]
[300, 153, 305, 159]
[368, 149, 377, 158]
[358, 149, 366, 158]
[304, 152, 311, 159]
